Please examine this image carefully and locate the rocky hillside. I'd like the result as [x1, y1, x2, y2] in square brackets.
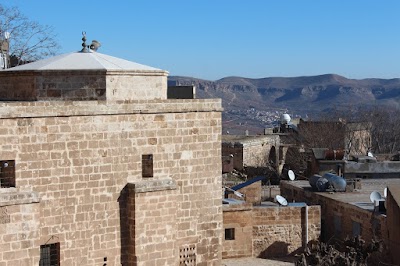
[168, 74, 400, 134]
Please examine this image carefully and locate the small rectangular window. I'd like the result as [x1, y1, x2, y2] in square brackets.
[334, 215, 342, 236]
[352, 221, 362, 237]
[142, 154, 153, 178]
[39, 243, 60, 266]
[0, 160, 15, 188]
[225, 228, 235, 240]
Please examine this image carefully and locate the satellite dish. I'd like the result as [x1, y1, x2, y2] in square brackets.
[281, 113, 291, 124]
[233, 190, 244, 199]
[4, 32, 10, 40]
[275, 195, 288, 206]
[384, 187, 387, 198]
[370, 191, 382, 203]
[224, 186, 244, 199]
[288, 170, 295, 181]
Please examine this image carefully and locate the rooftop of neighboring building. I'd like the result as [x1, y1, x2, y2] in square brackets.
[281, 178, 400, 212]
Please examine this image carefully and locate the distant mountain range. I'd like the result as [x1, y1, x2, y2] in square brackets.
[168, 74, 400, 134]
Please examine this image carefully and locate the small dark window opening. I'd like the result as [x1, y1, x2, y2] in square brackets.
[352, 221, 362, 237]
[39, 243, 60, 266]
[0, 160, 15, 188]
[225, 228, 235, 240]
[142, 154, 153, 178]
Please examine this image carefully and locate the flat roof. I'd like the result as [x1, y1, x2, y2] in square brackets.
[283, 178, 400, 211]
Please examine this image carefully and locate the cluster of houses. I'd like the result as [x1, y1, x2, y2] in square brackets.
[0, 40, 399, 265]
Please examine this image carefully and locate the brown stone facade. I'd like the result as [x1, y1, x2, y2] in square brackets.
[223, 204, 321, 259]
[386, 185, 400, 265]
[0, 70, 167, 102]
[0, 99, 222, 265]
[280, 182, 388, 246]
[222, 135, 280, 172]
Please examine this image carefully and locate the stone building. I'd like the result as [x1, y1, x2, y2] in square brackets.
[280, 179, 400, 263]
[298, 120, 372, 156]
[0, 46, 222, 265]
[222, 179, 321, 259]
[386, 184, 400, 265]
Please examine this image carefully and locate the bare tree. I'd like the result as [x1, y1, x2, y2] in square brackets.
[0, 4, 60, 66]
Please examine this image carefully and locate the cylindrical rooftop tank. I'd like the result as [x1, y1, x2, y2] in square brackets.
[280, 113, 291, 124]
[324, 149, 345, 160]
[316, 177, 329, 192]
[323, 173, 347, 192]
[309, 174, 322, 190]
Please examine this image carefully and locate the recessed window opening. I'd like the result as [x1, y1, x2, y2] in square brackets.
[225, 228, 235, 240]
[39, 243, 60, 266]
[142, 154, 153, 178]
[0, 160, 15, 188]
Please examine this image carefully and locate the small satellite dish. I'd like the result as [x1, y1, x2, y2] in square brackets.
[275, 195, 288, 206]
[4, 32, 10, 40]
[288, 170, 295, 181]
[370, 191, 382, 203]
[281, 113, 291, 124]
[384, 187, 387, 198]
[224, 186, 244, 199]
[233, 190, 244, 199]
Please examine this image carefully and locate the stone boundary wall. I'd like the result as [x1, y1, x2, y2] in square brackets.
[252, 206, 320, 258]
[223, 205, 321, 259]
[280, 182, 388, 246]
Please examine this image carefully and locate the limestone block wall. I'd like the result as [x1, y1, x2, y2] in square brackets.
[280, 182, 388, 246]
[0, 74, 36, 100]
[242, 136, 280, 168]
[0, 99, 222, 265]
[236, 182, 261, 205]
[0, 70, 167, 102]
[0, 71, 107, 101]
[222, 135, 280, 171]
[252, 206, 320, 258]
[36, 72, 107, 100]
[222, 204, 321, 259]
[221, 144, 243, 171]
[223, 204, 253, 258]
[0, 193, 40, 265]
[106, 73, 167, 101]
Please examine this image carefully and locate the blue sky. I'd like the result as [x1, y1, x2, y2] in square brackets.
[5, 0, 400, 80]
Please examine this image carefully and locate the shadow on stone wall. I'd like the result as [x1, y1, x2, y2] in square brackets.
[258, 241, 290, 258]
[118, 184, 136, 266]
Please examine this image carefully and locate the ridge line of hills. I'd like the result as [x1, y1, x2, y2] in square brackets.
[168, 74, 400, 134]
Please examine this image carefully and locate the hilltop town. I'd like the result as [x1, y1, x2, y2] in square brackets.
[0, 35, 400, 266]
[1, 4, 400, 265]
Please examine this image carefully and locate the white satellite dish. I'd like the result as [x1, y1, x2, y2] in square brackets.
[370, 191, 382, 203]
[288, 170, 295, 181]
[4, 32, 10, 40]
[275, 195, 288, 206]
[281, 113, 291, 124]
[224, 186, 244, 199]
[384, 187, 387, 198]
